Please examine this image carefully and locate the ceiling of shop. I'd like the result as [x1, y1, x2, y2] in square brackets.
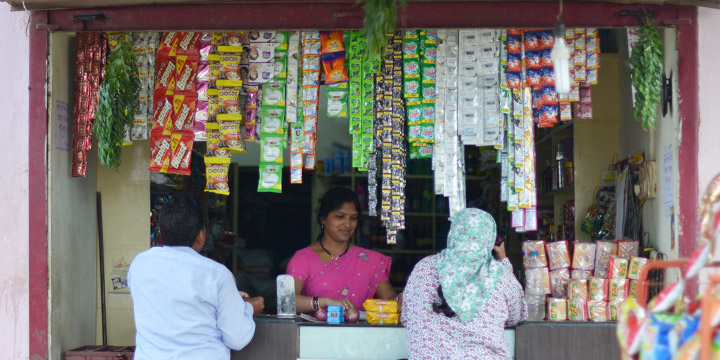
[4, 0, 719, 11]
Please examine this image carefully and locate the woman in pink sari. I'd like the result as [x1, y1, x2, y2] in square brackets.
[286, 187, 400, 312]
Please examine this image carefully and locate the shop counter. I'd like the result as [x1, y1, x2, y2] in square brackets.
[514, 321, 619, 360]
[233, 315, 515, 360]
[233, 315, 617, 360]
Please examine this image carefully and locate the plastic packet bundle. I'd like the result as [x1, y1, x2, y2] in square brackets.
[550, 268, 570, 298]
[588, 277, 609, 301]
[608, 299, 621, 321]
[594, 241, 618, 273]
[547, 298, 567, 321]
[588, 300, 608, 321]
[628, 257, 648, 280]
[609, 278, 629, 301]
[571, 270, 593, 281]
[572, 242, 596, 270]
[568, 279, 588, 301]
[205, 163, 230, 195]
[546, 240, 571, 270]
[568, 299, 587, 321]
[366, 312, 400, 325]
[617, 240, 640, 258]
[525, 267, 551, 295]
[607, 255, 629, 279]
[522, 240, 547, 268]
[363, 299, 400, 313]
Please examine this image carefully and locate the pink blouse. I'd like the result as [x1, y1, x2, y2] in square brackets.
[286, 246, 391, 311]
[401, 256, 527, 360]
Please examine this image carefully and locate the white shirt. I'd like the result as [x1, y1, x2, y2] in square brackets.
[128, 246, 255, 360]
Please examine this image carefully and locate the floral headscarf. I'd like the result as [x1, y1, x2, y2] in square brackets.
[436, 208, 503, 322]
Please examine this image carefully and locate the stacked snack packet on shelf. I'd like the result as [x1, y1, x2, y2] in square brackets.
[148, 32, 200, 177]
[363, 299, 401, 325]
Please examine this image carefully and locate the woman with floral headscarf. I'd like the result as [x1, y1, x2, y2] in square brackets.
[401, 208, 527, 360]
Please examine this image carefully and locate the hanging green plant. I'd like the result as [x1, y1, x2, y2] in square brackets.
[628, 16, 664, 130]
[95, 33, 140, 171]
[359, 0, 407, 56]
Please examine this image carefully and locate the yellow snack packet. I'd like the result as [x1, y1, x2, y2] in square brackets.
[366, 312, 400, 325]
[362, 299, 400, 314]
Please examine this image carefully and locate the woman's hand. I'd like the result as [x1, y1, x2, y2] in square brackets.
[321, 297, 356, 311]
[493, 241, 507, 260]
[245, 296, 265, 316]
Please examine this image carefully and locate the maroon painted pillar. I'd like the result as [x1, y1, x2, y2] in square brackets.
[29, 10, 49, 360]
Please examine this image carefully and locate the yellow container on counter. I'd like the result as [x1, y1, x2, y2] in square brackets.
[363, 299, 400, 313]
[366, 312, 400, 325]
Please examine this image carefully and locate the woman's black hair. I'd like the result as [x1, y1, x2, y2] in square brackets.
[432, 285, 457, 318]
[158, 193, 206, 247]
[316, 186, 361, 242]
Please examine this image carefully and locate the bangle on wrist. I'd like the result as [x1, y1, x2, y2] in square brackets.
[312, 296, 319, 311]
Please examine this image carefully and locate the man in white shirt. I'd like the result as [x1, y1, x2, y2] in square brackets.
[128, 194, 264, 359]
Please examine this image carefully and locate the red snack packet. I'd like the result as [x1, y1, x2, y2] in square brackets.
[526, 51, 543, 69]
[148, 133, 172, 173]
[526, 69, 542, 88]
[155, 54, 176, 93]
[167, 132, 194, 175]
[176, 32, 201, 57]
[320, 31, 345, 57]
[175, 54, 199, 95]
[540, 30, 555, 50]
[542, 87, 558, 105]
[576, 102, 593, 119]
[541, 49, 553, 68]
[172, 94, 197, 133]
[157, 32, 179, 58]
[506, 35, 522, 54]
[322, 56, 349, 85]
[524, 31, 542, 51]
[152, 91, 174, 135]
[540, 68, 555, 87]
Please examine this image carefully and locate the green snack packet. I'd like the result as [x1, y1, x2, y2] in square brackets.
[349, 80, 361, 97]
[349, 97, 362, 116]
[403, 38, 420, 58]
[349, 115, 361, 134]
[362, 133, 373, 153]
[421, 103, 435, 122]
[408, 123, 421, 143]
[258, 164, 283, 193]
[406, 104, 422, 124]
[260, 136, 284, 165]
[273, 51, 287, 82]
[404, 79, 421, 99]
[361, 117, 374, 135]
[416, 144, 433, 159]
[348, 60, 362, 79]
[421, 84, 436, 103]
[361, 81, 374, 99]
[326, 84, 349, 118]
[420, 122, 435, 143]
[274, 31, 289, 51]
[260, 106, 285, 135]
[262, 83, 286, 107]
[403, 58, 420, 78]
[421, 63, 436, 84]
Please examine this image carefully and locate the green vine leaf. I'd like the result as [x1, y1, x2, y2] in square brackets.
[359, 0, 407, 56]
[94, 33, 140, 171]
[628, 17, 664, 130]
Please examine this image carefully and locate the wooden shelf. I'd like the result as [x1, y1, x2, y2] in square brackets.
[536, 120, 574, 146]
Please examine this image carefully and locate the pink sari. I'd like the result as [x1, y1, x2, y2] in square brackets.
[286, 246, 391, 311]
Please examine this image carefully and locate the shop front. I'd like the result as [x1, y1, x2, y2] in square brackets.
[7, 0, 708, 359]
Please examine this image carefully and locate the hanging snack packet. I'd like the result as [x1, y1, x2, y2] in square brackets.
[588, 300, 608, 322]
[248, 42, 276, 63]
[525, 267, 551, 295]
[594, 241, 618, 273]
[572, 242, 597, 270]
[649, 279, 685, 313]
[589, 277, 609, 301]
[326, 86, 349, 118]
[260, 136, 284, 165]
[172, 94, 196, 133]
[216, 31, 245, 54]
[167, 132, 194, 176]
[618, 240, 640, 258]
[322, 56, 350, 85]
[568, 299, 587, 321]
[262, 83, 286, 107]
[550, 268, 570, 298]
[522, 240, 548, 268]
[609, 278, 629, 301]
[258, 164, 283, 193]
[628, 257, 648, 280]
[607, 255, 629, 279]
[204, 122, 231, 163]
[152, 91, 174, 134]
[217, 89, 243, 121]
[685, 241, 710, 279]
[547, 298, 568, 321]
[148, 133, 171, 173]
[546, 240, 571, 270]
[216, 54, 243, 89]
[571, 269, 593, 281]
[259, 106, 286, 135]
[639, 313, 683, 360]
[218, 120, 245, 152]
[205, 163, 230, 195]
[568, 279, 588, 301]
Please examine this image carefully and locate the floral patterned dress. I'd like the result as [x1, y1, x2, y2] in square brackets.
[401, 255, 527, 360]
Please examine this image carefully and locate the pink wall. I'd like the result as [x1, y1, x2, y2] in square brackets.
[0, 3, 30, 359]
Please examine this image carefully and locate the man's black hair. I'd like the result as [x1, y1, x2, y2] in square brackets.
[158, 193, 206, 247]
